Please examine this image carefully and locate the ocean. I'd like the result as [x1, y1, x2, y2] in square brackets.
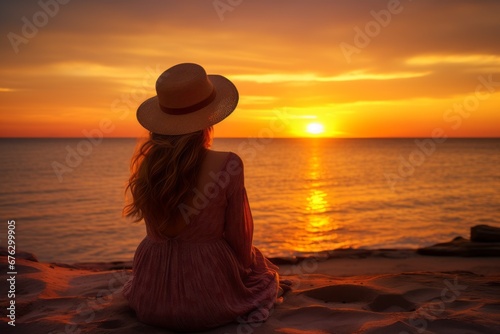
[1, 138, 499, 263]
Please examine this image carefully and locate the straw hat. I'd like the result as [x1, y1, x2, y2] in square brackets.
[137, 63, 238, 135]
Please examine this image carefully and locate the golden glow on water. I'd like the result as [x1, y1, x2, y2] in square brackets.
[306, 189, 330, 233]
[4, 138, 500, 262]
[305, 145, 329, 232]
[293, 141, 345, 253]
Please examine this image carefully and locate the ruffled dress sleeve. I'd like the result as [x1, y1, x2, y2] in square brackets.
[223, 154, 255, 269]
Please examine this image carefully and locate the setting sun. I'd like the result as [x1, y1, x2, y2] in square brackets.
[306, 122, 325, 135]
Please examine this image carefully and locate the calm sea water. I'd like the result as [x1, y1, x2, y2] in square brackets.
[1, 138, 499, 263]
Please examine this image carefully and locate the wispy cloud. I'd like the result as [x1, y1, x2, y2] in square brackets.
[0, 0, 499, 137]
[231, 71, 431, 84]
[407, 54, 500, 66]
[238, 95, 279, 105]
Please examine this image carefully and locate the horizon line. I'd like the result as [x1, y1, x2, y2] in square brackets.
[1, 136, 499, 140]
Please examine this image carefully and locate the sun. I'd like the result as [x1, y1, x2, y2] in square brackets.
[306, 122, 325, 135]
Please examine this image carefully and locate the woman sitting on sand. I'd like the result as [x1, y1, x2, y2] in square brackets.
[122, 63, 281, 331]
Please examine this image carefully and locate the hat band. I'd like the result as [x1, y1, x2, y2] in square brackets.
[159, 89, 217, 115]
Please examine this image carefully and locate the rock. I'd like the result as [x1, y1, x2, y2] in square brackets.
[417, 236, 500, 257]
[471, 225, 500, 242]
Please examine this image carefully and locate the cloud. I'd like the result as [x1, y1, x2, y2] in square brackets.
[0, 0, 499, 137]
[407, 54, 500, 66]
[238, 95, 279, 105]
[231, 71, 431, 83]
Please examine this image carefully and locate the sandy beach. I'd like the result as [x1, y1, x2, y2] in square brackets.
[1, 247, 499, 334]
[2, 0, 500, 333]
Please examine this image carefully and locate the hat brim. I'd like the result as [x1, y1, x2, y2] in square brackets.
[136, 75, 238, 135]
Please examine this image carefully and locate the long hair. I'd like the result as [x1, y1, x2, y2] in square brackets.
[124, 127, 213, 231]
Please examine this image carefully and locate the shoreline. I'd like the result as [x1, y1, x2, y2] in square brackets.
[4, 233, 500, 270]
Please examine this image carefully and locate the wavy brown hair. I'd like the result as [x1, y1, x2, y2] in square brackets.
[124, 127, 213, 230]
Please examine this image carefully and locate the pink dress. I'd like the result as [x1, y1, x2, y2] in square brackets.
[123, 152, 279, 331]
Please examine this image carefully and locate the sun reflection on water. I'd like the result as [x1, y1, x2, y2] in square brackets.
[292, 141, 347, 254]
[306, 189, 330, 233]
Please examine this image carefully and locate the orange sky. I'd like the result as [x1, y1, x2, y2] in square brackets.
[1, 0, 499, 138]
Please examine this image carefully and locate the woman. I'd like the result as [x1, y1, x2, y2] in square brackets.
[122, 63, 281, 331]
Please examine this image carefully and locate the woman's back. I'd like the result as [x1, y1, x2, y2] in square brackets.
[123, 151, 279, 331]
[160, 150, 232, 238]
